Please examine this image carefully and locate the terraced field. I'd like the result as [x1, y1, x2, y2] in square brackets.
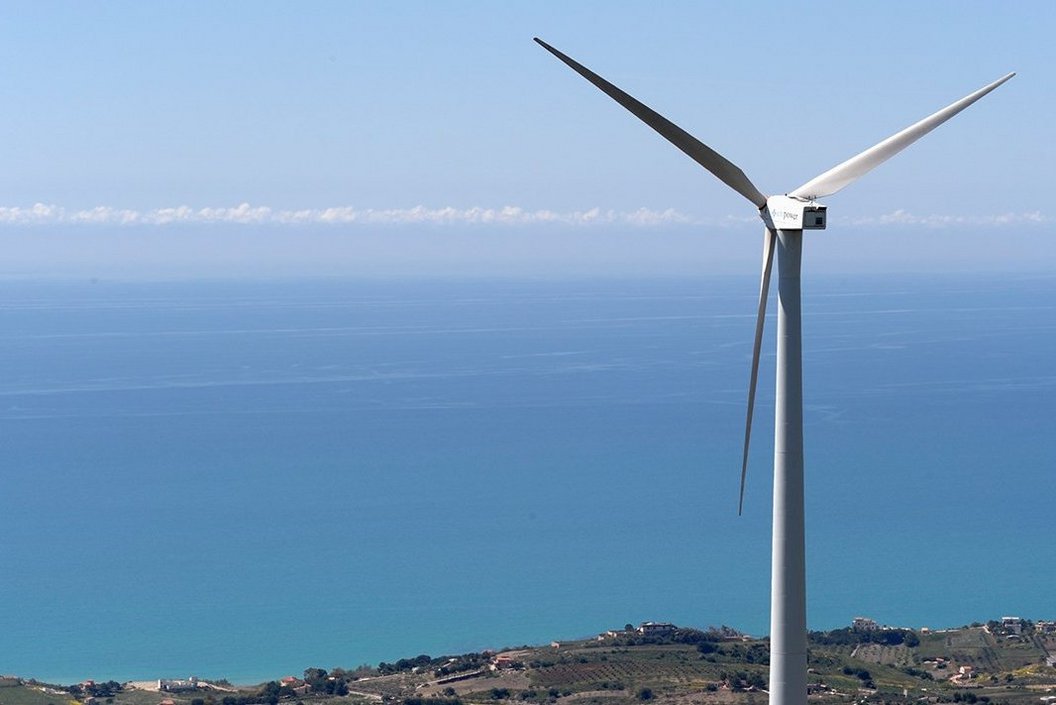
[530, 657, 714, 689]
[914, 629, 1050, 673]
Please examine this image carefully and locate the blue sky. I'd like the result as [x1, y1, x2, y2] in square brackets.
[0, 1, 1051, 277]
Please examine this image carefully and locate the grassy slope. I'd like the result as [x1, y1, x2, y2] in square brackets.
[0, 684, 76, 705]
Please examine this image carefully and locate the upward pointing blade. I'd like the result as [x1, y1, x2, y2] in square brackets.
[739, 227, 776, 515]
[534, 38, 768, 209]
[790, 72, 1015, 200]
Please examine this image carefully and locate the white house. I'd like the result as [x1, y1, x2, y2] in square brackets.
[638, 622, 676, 636]
[852, 617, 879, 631]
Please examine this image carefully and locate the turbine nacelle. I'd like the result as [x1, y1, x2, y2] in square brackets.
[762, 196, 827, 231]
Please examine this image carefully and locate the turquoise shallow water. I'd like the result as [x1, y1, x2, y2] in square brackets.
[0, 274, 1053, 683]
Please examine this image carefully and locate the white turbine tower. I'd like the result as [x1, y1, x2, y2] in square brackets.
[534, 37, 1013, 705]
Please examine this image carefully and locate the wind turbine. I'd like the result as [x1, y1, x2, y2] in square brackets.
[534, 37, 1013, 705]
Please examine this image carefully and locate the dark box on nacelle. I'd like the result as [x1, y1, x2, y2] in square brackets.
[803, 206, 827, 230]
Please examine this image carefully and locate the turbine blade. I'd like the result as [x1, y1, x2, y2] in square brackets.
[739, 227, 776, 515]
[534, 37, 767, 209]
[790, 72, 1015, 200]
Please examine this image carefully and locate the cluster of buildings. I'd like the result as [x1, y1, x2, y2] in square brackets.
[995, 616, 1056, 637]
[158, 677, 199, 693]
[597, 621, 678, 640]
[850, 616, 919, 632]
[852, 615, 1056, 637]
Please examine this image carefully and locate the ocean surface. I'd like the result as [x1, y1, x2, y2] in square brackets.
[1, 274, 1053, 684]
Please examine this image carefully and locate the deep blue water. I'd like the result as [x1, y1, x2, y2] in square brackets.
[0, 274, 1053, 684]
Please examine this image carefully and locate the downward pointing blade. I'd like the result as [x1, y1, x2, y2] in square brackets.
[534, 38, 768, 209]
[740, 227, 776, 515]
[790, 72, 1015, 200]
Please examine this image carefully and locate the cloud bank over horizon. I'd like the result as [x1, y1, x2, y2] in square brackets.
[0, 203, 1048, 230]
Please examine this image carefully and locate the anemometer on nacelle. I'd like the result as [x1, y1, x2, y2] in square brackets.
[762, 195, 827, 230]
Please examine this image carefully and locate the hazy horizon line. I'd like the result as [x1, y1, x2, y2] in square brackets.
[0, 203, 1048, 229]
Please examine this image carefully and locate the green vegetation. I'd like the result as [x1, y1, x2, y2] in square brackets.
[5, 618, 1056, 705]
[403, 698, 462, 705]
[0, 681, 69, 705]
[68, 684, 123, 700]
[809, 627, 919, 647]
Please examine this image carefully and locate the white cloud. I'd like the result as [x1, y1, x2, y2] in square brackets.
[838, 209, 1049, 228]
[0, 203, 1049, 229]
[68, 206, 142, 225]
[0, 203, 65, 224]
[0, 203, 702, 227]
[271, 204, 696, 226]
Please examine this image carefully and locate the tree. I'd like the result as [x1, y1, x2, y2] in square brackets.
[258, 681, 281, 702]
[637, 688, 653, 701]
[303, 669, 330, 694]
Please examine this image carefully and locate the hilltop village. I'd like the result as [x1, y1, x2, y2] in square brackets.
[3, 617, 1056, 705]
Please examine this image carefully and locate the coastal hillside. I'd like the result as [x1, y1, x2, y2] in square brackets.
[3, 618, 1055, 705]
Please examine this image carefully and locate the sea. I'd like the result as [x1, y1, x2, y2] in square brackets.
[0, 273, 1053, 684]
